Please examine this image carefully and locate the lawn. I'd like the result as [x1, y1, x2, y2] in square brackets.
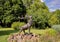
[0, 28, 18, 42]
[0, 28, 57, 42]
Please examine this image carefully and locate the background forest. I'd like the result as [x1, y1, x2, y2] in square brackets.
[0, 0, 60, 29]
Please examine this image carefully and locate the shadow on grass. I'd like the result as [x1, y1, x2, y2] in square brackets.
[0, 30, 18, 36]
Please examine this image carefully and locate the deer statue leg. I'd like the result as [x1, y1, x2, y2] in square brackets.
[28, 28, 30, 34]
[23, 30, 25, 34]
[19, 28, 25, 34]
[19, 29, 22, 33]
[19, 28, 23, 33]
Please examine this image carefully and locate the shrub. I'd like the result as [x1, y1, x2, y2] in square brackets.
[52, 25, 60, 33]
[44, 29, 57, 36]
[0, 26, 2, 28]
[11, 22, 25, 30]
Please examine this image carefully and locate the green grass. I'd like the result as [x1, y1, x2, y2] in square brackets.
[0, 28, 18, 42]
[0, 28, 57, 42]
[26, 28, 57, 36]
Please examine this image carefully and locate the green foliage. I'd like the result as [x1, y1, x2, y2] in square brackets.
[52, 25, 60, 33]
[48, 13, 59, 26]
[0, 0, 26, 27]
[22, 0, 60, 29]
[0, 26, 2, 28]
[0, 7, 3, 14]
[11, 22, 25, 30]
[0, 0, 60, 28]
[23, 0, 50, 29]
[48, 9, 60, 26]
[44, 29, 57, 36]
[53, 10, 60, 24]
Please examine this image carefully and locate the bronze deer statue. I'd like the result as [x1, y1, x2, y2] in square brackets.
[19, 16, 33, 34]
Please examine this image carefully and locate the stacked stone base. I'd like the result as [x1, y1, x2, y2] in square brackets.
[7, 33, 40, 42]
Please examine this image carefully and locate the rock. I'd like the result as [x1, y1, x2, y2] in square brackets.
[8, 33, 40, 42]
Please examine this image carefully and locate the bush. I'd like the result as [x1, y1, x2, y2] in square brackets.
[11, 22, 25, 30]
[52, 25, 60, 33]
[44, 29, 57, 36]
[0, 26, 2, 28]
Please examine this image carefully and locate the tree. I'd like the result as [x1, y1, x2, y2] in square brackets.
[54, 10, 60, 24]
[22, 0, 51, 29]
[48, 14, 59, 26]
[0, 0, 26, 27]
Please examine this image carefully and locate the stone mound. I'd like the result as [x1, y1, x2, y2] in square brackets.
[7, 33, 40, 42]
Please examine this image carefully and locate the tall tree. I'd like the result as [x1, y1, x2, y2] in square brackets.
[22, 0, 50, 29]
[0, 0, 26, 27]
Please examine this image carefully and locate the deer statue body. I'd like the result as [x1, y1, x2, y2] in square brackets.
[19, 16, 33, 34]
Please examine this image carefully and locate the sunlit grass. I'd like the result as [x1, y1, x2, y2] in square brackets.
[0, 35, 8, 42]
[0, 28, 18, 42]
[0, 28, 14, 31]
[26, 28, 57, 36]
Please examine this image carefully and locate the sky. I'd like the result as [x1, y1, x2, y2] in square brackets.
[41, 0, 60, 12]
